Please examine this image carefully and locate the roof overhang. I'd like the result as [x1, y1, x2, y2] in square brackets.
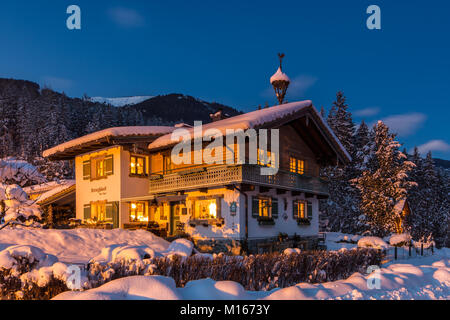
[45, 136, 163, 161]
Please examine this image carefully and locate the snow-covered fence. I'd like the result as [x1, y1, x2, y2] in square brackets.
[86, 248, 382, 292]
[385, 242, 434, 262]
[0, 244, 381, 299]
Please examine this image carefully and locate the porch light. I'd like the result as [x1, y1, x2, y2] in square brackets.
[131, 203, 137, 209]
[209, 202, 217, 218]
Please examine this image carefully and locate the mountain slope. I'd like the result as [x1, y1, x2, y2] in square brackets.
[0, 78, 241, 162]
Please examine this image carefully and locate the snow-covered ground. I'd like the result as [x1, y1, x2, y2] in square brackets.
[0, 228, 169, 264]
[54, 248, 449, 300]
[0, 228, 448, 300]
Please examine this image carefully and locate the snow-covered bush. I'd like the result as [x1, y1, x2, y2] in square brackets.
[283, 248, 301, 255]
[0, 158, 46, 187]
[0, 159, 46, 226]
[357, 236, 389, 250]
[84, 248, 381, 292]
[389, 233, 412, 247]
[0, 183, 41, 224]
[0, 245, 68, 300]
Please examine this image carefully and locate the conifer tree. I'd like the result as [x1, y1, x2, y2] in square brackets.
[327, 91, 355, 155]
[353, 121, 416, 236]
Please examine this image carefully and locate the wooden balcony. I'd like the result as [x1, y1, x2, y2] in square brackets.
[148, 164, 329, 196]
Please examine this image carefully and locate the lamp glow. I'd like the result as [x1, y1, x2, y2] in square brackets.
[209, 202, 217, 218]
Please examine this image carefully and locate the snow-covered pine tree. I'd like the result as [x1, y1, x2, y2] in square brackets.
[352, 121, 416, 236]
[320, 106, 326, 118]
[405, 150, 449, 247]
[327, 91, 355, 155]
[320, 94, 361, 234]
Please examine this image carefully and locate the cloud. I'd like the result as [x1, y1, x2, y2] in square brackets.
[262, 74, 317, 100]
[354, 107, 380, 117]
[376, 112, 427, 136]
[41, 76, 73, 92]
[414, 140, 450, 155]
[108, 7, 145, 28]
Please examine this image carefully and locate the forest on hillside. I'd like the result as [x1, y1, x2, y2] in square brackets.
[0, 78, 239, 179]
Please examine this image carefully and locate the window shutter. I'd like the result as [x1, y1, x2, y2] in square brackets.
[251, 197, 259, 218]
[83, 161, 91, 180]
[293, 201, 298, 219]
[105, 155, 114, 175]
[307, 201, 313, 220]
[106, 203, 113, 219]
[272, 198, 278, 219]
[83, 205, 91, 220]
[112, 202, 119, 228]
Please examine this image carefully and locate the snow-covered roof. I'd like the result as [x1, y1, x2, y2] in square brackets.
[270, 67, 290, 84]
[394, 198, 407, 215]
[23, 180, 72, 195]
[35, 180, 75, 205]
[148, 100, 352, 163]
[43, 126, 175, 159]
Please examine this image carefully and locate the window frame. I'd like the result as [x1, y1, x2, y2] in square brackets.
[293, 200, 307, 219]
[189, 196, 223, 226]
[129, 201, 149, 223]
[130, 154, 148, 177]
[89, 154, 113, 181]
[257, 148, 276, 168]
[89, 201, 110, 223]
[289, 156, 305, 175]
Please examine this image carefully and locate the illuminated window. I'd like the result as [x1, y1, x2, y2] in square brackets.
[289, 157, 305, 175]
[259, 197, 272, 217]
[164, 155, 173, 174]
[96, 159, 105, 178]
[193, 198, 220, 220]
[130, 202, 148, 222]
[257, 149, 276, 168]
[130, 156, 146, 176]
[293, 200, 306, 219]
[91, 202, 109, 222]
[89, 155, 113, 180]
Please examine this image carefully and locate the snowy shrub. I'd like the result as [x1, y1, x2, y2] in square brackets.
[389, 233, 412, 247]
[283, 248, 301, 255]
[0, 158, 46, 187]
[84, 248, 382, 292]
[0, 245, 68, 300]
[357, 236, 389, 250]
[0, 183, 42, 225]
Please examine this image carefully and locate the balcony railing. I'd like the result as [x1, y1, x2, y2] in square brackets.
[148, 164, 328, 196]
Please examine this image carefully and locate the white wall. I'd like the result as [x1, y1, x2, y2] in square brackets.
[246, 189, 319, 240]
[75, 146, 122, 221]
[119, 149, 151, 226]
[182, 187, 319, 241]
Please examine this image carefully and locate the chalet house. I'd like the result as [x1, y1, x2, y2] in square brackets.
[43, 101, 351, 254]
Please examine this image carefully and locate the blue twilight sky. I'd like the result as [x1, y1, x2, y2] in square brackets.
[0, 0, 449, 159]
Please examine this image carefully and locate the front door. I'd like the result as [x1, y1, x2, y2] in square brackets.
[169, 202, 184, 236]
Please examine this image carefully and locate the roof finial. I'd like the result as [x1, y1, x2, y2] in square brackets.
[278, 53, 285, 71]
[270, 53, 290, 105]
